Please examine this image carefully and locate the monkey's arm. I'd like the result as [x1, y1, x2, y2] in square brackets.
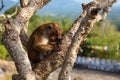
[33, 43, 54, 52]
[33, 36, 54, 52]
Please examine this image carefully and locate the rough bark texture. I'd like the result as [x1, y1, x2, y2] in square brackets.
[58, 0, 116, 80]
[2, 0, 51, 80]
[19, 0, 29, 47]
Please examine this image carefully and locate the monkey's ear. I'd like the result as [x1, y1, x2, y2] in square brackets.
[47, 25, 52, 30]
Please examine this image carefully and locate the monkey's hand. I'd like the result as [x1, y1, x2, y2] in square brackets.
[33, 43, 54, 52]
[48, 41, 56, 45]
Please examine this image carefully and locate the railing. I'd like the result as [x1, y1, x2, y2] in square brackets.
[75, 56, 120, 73]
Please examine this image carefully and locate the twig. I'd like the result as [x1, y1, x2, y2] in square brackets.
[6, 6, 18, 19]
[0, 0, 4, 11]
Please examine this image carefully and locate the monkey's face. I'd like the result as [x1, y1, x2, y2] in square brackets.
[45, 23, 63, 42]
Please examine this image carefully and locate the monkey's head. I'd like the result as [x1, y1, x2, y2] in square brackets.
[39, 23, 63, 42]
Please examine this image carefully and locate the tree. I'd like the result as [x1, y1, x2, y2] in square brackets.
[0, 0, 116, 80]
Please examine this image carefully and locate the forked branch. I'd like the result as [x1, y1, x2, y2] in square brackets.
[58, 0, 116, 80]
[2, 0, 51, 80]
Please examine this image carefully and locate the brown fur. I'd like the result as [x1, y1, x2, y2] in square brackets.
[27, 23, 63, 62]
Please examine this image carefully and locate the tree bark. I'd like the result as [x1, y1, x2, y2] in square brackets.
[19, 0, 29, 47]
[2, 0, 51, 80]
[58, 0, 116, 80]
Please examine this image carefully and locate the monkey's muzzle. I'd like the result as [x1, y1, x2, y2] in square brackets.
[50, 35, 62, 42]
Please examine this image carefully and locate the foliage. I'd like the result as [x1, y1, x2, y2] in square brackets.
[85, 20, 120, 60]
[0, 44, 9, 60]
[28, 15, 72, 34]
[113, 18, 120, 30]
[4, 5, 19, 18]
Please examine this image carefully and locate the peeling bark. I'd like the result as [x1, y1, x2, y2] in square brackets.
[58, 1, 116, 80]
[2, 0, 51, 80]
[3, 23, 36, 80]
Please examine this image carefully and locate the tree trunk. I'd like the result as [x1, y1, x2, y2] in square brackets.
[58, 0, 116, 80]
[2, 0, 51, 80]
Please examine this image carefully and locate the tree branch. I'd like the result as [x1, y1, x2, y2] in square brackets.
[19, 0, 30, 46]
[0, 0, 4, 11]
[58, 0, 116, 80]
[20, 28, 29, 47]
[0, 6, 18, 33]
[0, 6, 18, 20]
[2, 0, 51, 80]
[6, 6, 18, 19]
[19, 0, 51, 47]
[94, 0, 116, 8]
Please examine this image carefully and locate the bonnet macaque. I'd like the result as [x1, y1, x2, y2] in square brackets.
[27, 23, 63, 62]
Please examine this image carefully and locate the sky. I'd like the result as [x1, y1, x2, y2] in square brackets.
[0, 0, 120, 16]
[10, 0, 91, 2]
[9, 0, 120, 6]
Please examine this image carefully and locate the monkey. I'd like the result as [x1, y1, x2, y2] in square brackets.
[27, 23, 63, 62]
